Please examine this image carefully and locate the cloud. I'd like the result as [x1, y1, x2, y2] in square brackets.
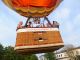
[0, 17, 16, 47]
[48, 7, 71, 25]
[73, 14, 80, 26]
[63, 32, 80, 47]
[55, 8, 71, 19]
[0, 1, 27, 47]
[61, 21, 74, 34]
[62, 14, 80, 47]
[0, 9, 17, 47]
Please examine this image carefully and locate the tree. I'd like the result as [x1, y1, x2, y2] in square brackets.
[0, 44, 38, 60]
[3, 46, 38, 60]
[44, 52, 56, 60]
[76, 55, 80, 60]
[63, 45, 76, 60]
[0, 44, 4, 60]
[4, 46, 16, 60]
[24, 54, 38, 60]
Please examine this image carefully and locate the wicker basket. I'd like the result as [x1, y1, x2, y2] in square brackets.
[14, 28, 64, 54]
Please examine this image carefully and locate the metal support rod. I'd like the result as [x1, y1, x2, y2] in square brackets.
[24, 17, 31, 27]
[44, 17, 53, 27]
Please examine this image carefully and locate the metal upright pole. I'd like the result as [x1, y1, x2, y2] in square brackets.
[24, 17, 31, 27]
[44, 17, 53, 27]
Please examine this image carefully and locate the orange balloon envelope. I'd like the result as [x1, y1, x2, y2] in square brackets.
[2, 0, 63, 17]
[12, 0, 57, 7]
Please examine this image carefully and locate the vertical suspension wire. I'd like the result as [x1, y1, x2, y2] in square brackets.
[24, 17, 31, 27]
[44, 16, 53, 27]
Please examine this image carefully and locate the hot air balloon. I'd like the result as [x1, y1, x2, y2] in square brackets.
[3, 0, 62, 17]
[2, 0, 64, 54]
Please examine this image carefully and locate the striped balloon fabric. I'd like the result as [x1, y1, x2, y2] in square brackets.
[2, 0, 63, 17]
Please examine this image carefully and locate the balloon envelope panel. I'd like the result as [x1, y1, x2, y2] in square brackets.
[2, 0, 63, 17]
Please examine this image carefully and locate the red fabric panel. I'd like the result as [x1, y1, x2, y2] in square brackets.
[12, 0, 58, 7]
[30, 0, 57, 7]
[12, 0, 30, 6]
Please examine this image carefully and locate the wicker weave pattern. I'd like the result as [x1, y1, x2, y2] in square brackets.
[15, 28, 63, 54]
[16, 31, 63, 46]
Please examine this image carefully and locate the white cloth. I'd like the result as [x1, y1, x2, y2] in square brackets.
[32, 24, 41, 27]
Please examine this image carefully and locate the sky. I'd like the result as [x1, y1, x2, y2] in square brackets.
[0, 0, 80, 47]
